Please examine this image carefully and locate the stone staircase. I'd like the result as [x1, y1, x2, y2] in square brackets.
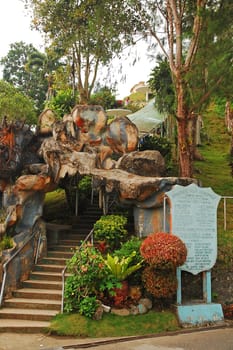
[0, 200, 103, 333]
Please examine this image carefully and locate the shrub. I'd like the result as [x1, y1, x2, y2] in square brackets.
[104, 252, 142, 281]
[113, 236, 142, 265]
[139, 135, 172, 162]
[64, 243, 120, 316]
[142, 265, 177, 299]
[113, 236, 144, 285]
[94, 215, 128, 250]
[0, 235, 14, 251]
[140, 232, 187, 269]
[78, 296, 99, 318]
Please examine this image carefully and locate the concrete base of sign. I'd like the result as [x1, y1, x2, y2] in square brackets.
[176, 303, 224, 326]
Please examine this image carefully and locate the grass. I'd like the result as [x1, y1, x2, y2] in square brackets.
[47, 311, 179, 337]
[44, 106, 233, 337]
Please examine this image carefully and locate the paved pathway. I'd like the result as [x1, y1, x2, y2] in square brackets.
[0, 325, 233, 350]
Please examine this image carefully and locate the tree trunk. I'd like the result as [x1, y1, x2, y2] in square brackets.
[174, 72, 199, 178]
[177, 117, 194, 177]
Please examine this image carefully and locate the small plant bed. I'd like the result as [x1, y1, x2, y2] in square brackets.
[63, 227, 187, 322]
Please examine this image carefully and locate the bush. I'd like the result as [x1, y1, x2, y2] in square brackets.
[139, 135, 172, 162]
[0, 235, 14, 251]
[140, 232, 187, 269]
[142, 265, 177, 299]
[113, 236, 144, 285]
[94, 215, 128, 251]
[114, 236, 142, 265]
[140, 232, 187, 300]
[64, 243, 120, 316]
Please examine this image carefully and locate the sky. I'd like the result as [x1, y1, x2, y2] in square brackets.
[0, 0, 156, 99]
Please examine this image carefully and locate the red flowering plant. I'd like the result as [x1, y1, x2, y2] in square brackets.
[140, 232, 187, 269]
[140, 232, 187, 299]
[142, 265, 177, 299]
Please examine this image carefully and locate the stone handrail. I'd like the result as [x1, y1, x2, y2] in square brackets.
[0, 228, 41, 307]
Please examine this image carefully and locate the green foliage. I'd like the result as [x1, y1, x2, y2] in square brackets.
[113, 236, 142, 265]
[0, 235, 14, 251]
[26, 0, 141, 103]
[139, 135, 172, 162]
[89, 87, 116, 110]
[212, 97, 228, 117]
[78, 176, 92, 195]
[148, 56, 175, 115]
[77, 175, 92, 212]
[0, 80, 37, 124]
[78, 296, 98, 318]
[104, 252, 142, 281]
[45, 89, 78, 118]
[113, 236, 144, 285]
[64, 243, 120, 316]
[0, 42, 49, 113]
[93, 215, 128, 250]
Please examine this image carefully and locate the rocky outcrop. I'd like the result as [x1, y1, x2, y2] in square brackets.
[116, 150, 166, 177]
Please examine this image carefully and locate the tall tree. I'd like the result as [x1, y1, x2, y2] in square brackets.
[23, 0, 141, 104]
[0, 80, 37, 124]
[0, 42, 48, 112]
[130, 0, 233, 177]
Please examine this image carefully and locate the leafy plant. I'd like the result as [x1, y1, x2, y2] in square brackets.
[113, 236, 142, 264]
[139, 135, 172, 162]
[0, 235, 14, 251]
[104, 252, 142, 281]
[64, 243, 120, 316]
[78, 296, 99, 318]
[94, 215, 128, 250]
[113, 237, 144, 285]
[0, 208, 7, 223]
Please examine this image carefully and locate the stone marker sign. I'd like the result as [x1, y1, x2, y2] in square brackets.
[166, 183, 221, 275]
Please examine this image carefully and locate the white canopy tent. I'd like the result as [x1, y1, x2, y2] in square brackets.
[127, 99, 166, 135]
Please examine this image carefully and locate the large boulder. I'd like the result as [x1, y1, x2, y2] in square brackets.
[116, 150, 166, 177]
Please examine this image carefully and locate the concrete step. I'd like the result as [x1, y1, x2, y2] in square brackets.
[47, 250, 73, 259]
[61, 232, 92, 240]
[0, 307, 57, 321]
[22, 279, 62, 290]
[30, 271, 64, 282]
[0, 319, 50, 333]
[58, 239, 82, 246]
[34, 263, 65, 273]
[40, 256, 67, 265]
[4, 297, 61, 311]
[12, 288, 62, 300]
[48, 244, 78, 252]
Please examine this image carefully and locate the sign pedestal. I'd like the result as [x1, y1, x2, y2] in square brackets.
[166, 184, 224, 326]
[176, 268, 224, 326]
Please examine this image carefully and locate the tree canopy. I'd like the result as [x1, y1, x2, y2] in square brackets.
[0, 80, 37, 124]
[24, 0, 141, 103]
[129, 0, 233, 177]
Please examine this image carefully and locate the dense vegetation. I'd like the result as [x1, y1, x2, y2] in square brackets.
[43, 103, 233, 336]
